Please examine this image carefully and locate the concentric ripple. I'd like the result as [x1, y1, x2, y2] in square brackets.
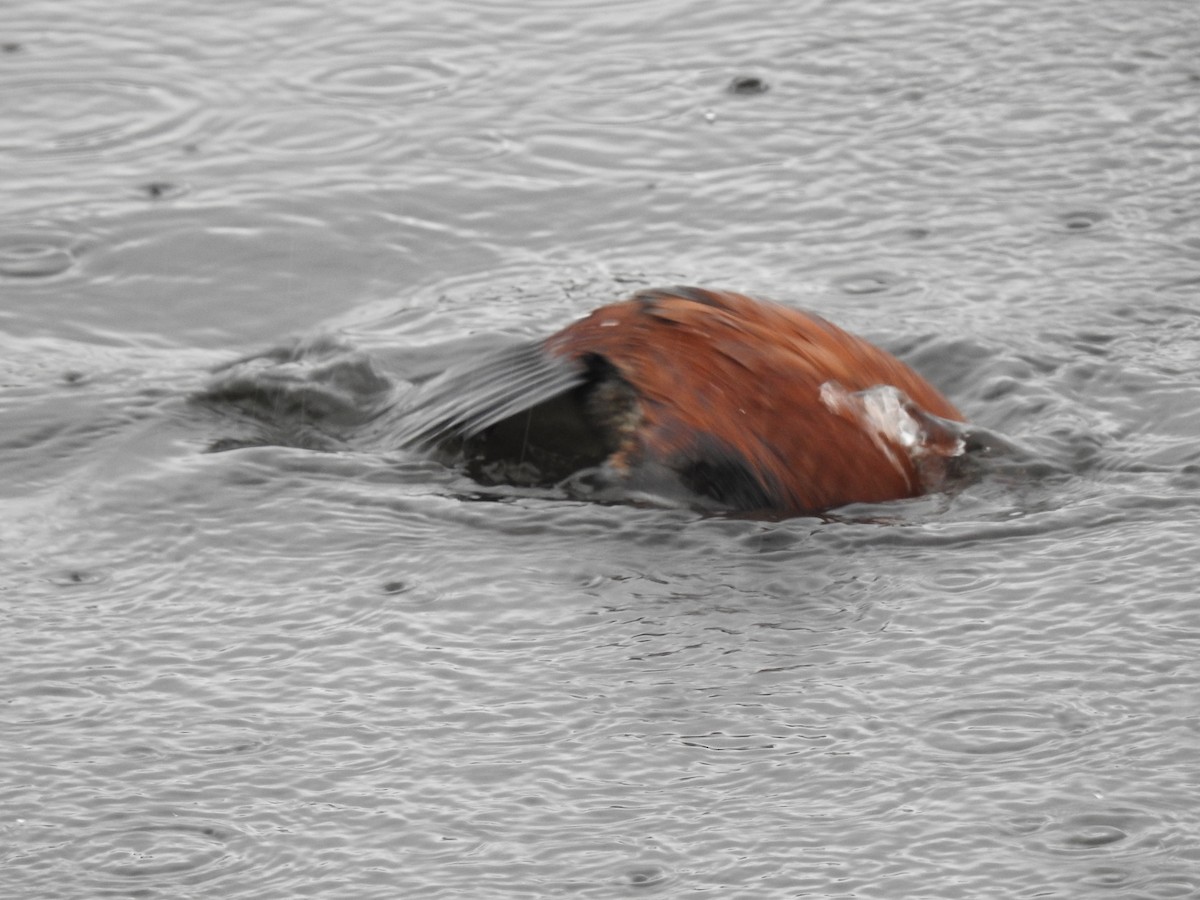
[68, 812, 258, 888]
[310, 56, 468, 102]
[918, 701, 1089, 758]
[0, 239, 76, 278]
[226, 106, 397, 160]
[0, 74, 205, 160]
[1011, 804, 1164, 861]
[0, 678, 113, 729]
[275, 31, 490, 106]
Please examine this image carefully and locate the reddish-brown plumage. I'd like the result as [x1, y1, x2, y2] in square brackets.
[403, 286, 967, 515]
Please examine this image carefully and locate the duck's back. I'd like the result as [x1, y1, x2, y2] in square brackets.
[543, 287, 964, 512]
[399, 286, 965, 515]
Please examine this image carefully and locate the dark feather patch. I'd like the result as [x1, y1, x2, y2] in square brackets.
[631, 285, 735, 315]
[673, 432, 781, 512]
[394, 340, 586, 447]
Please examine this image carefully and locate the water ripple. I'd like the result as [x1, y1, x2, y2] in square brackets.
[0, 74, 206, 161]
[0, 241, 75, 279]
[0, 679, 112, 729]
[1013, 803, 1165, 861]
[223, 106, 397, 160]
[0, 228, 89, 279]
[918, 700, 1090, 758]
[306, 55, 477, 104]
[273, 30, 491, 107]
[67, 811, 260, 889]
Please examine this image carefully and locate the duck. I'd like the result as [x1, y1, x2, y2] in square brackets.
[396, 285, 967, 515]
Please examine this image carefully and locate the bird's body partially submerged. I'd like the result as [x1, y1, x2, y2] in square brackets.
[398, 286, 967, 516]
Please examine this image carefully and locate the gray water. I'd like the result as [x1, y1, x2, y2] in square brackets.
[4, 0, 1200, 897]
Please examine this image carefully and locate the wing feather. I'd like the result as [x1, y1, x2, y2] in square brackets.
[395, 340, 586, 446]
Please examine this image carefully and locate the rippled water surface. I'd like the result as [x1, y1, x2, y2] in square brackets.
[4, 0, 1200, 897]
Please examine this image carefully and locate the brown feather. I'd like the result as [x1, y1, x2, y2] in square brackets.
[541, 287, 964, 512]
[401, 286, 966, 514]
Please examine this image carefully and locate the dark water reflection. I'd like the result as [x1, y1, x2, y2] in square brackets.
[4, 0, 1200, 897]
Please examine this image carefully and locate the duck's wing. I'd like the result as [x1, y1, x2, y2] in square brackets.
[393, 339, 587, 448]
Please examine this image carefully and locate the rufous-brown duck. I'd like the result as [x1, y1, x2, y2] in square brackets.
[398, 286, 967, 515]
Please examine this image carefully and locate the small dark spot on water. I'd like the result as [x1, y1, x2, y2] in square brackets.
[2, 41, 23, 53]
[1059, 210, 1107, 232]
[141, 180, 183, 200]
[1073, 330, 1117, 347]
[620, 865, 670, 888]
[728, 75, 769, 95]
[49, 569, 107, 587]
[62, 370, 87, 385]
[382, 580, 411, 595]
[1021, 808, 1153, 857]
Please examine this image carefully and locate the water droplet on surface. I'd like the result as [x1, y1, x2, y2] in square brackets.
[1059, 210, 1107, 232]
[140, 180, 185, 200]
[48, 569, 107, 587]
[728, 75, 769, 95]
[618, 865, 670, 888]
